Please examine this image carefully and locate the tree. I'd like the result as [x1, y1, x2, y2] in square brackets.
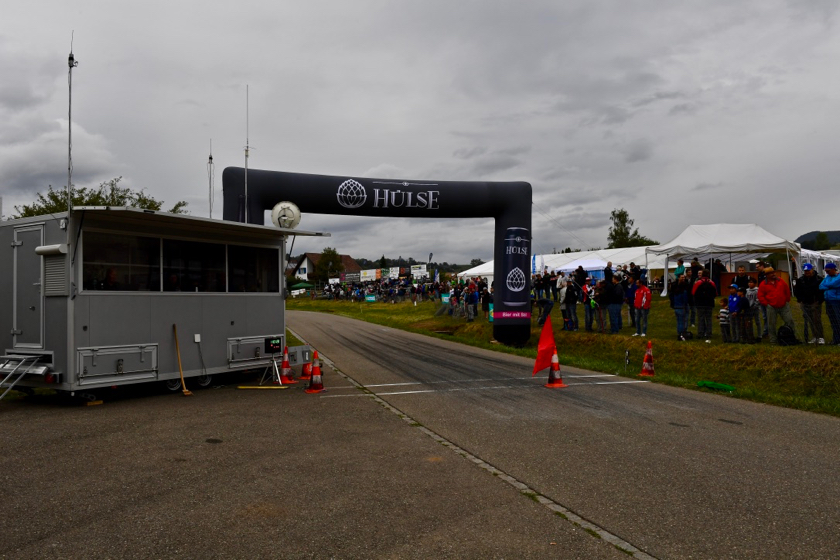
[813, 232, 832, 251]
[469, 258, 485, 267]
[313, 247, 344, 282]
[13, 177, 188, 218]
[607, 208, 658, 248]
[378, 254, 388, 269]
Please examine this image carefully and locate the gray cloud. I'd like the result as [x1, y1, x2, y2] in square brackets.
[692, 181, 724, 192]
[2, 1, 839, 262]
[453, 146, 487, 160]
[470, 155, 522, 177]
[623, 139, 654, 163]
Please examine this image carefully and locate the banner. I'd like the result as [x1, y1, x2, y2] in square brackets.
[341, 272, 361, 283]
[389, 267, 400, 279]
[365, 294, 377, 302]
[361, 269, 378, 281]
[411, 264, 428, 279]
[441, 293, 451, 303]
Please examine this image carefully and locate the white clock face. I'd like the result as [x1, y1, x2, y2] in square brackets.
[271, 201, 301, 229]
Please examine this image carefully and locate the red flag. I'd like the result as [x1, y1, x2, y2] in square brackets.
[533, 315, 557, 375]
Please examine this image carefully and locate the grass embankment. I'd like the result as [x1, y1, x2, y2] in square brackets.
[288, 297, 840, 417]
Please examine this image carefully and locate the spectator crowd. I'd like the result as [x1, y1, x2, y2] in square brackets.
[311, 256, 840, 346]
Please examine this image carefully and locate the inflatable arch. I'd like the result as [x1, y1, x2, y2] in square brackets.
[223, 167, 532, 347]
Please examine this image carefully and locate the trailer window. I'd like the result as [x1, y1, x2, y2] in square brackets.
[163, 239, 226, 292]
[228, 246, 280, 292]
[83, 232, 161, 291]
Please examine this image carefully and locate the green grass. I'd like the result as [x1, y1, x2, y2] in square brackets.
[286, 328, 305, 347]
[287, 297, 840, 417]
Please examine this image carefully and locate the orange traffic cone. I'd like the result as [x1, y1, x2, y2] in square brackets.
[305, 350, 325, 394]
[299, 354, 312, 380]
[278, 346, 298, 384]
[544, 350, 568, 388]
[640, 341, 655, 377]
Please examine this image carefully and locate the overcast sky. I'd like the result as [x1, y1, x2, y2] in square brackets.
[2, 1, 839, 264]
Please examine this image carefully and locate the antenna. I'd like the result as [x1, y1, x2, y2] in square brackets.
[207, 139, 215, 218]
[67, 31, 79, 212]
[244, 84, 249, 222]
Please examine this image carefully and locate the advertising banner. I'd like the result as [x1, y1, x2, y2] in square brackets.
[341, 272, 361, 283]
[361, 269, 377, 281]
[389, 267, 400, 279]
[365, 294, 377, 302]
[411, 264, 428, 279]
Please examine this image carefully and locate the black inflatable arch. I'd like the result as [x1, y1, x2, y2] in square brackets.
[222, 167, 532, 346]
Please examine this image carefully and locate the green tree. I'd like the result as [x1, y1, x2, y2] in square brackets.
[469, 258, 485, 267]
[378, 254, 388, 269]
[314, 247, 344, 282]
[607, 208, 658, 248]
[813, 232, 832, 251]
[13, 177, 188, 218]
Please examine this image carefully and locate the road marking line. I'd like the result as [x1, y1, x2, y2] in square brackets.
[321, 379, 649, 397]
[351, 373, 620, 389]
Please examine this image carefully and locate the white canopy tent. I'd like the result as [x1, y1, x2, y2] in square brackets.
[645, 223, 801, 295]
[458, 246, 674, 284]
[799, 248, 838, 273]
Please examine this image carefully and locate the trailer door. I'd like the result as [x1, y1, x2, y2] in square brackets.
[12, 225, 44, 348]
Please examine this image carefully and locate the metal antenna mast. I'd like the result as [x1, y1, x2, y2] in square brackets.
[244, 85, 249, 222]
[208, 139, 215, 219]
[67, 32, 79, 212]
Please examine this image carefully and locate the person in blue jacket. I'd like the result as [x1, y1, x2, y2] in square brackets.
[819, 263, 840, 345]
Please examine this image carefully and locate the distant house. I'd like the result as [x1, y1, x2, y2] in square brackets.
[290, 252, 361, 281]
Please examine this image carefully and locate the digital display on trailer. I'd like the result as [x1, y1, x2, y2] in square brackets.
[264, 337, 283, 354]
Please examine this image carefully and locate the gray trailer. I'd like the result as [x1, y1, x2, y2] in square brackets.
[1, 207, 326, 400]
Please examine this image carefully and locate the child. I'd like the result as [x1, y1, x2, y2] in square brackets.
[727, 284, 741, 342]
[736, 286, 755, 343]
[718, 297, 731, 342]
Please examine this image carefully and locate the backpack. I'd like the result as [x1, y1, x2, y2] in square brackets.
[777, 325, 800, 346]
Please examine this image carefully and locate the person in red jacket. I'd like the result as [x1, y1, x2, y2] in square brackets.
[632, 279, 653, 336]
[757, 266, 796, 344]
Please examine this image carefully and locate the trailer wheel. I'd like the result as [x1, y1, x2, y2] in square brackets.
[195, 374, 213, 388]
[164, 379, 182, 392]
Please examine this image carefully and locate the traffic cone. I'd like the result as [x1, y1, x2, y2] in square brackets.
[305, 350, 325, 394]
[278, 346, 298, 384]
[640, 341, 655, 377]
[299, 354, 312, 380]
[544, 350, 568, 388]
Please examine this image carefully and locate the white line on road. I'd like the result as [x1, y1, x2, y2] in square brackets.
[320, 379, 649, 397]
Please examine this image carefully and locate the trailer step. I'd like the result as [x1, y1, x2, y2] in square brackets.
[0, 355, 47, 402]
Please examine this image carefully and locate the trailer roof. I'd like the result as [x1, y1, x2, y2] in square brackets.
[4, 206, 328, 238]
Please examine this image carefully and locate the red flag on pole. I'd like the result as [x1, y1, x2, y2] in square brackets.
[533, 315, 556, 375]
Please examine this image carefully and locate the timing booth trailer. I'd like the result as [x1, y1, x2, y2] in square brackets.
[0, 206, 326, 399]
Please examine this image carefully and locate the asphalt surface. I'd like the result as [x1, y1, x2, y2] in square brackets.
[1, 349, 620, 558]
[287, 310, 840, 559]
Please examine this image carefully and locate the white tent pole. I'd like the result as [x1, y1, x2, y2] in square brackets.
[660, 254, 669, 297]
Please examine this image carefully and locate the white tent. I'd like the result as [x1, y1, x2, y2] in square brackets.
[646, 224, 799, 259]
[645, 223, 800, 295]
[458, 247, 674, 284]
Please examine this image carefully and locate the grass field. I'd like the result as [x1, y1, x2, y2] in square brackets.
[287, 295, 840, 417]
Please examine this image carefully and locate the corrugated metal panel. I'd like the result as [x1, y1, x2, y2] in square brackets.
[44, 255, 67, 296]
